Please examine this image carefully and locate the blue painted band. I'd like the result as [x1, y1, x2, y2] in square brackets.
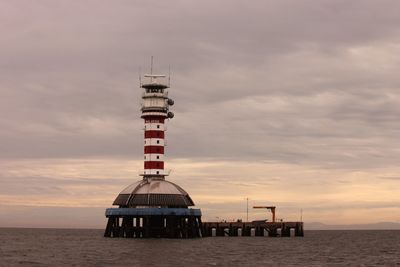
[105, 207, 202, 217]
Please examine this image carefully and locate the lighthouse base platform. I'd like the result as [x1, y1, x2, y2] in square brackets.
[104, 208, 202, 238]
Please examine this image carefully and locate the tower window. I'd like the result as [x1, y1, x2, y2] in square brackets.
[156, 156, 159, 159]
[157, 125, 160, 129]
[156, 171, 159, 174]
[157, 140, 160, 144]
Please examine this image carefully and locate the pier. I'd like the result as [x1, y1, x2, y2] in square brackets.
[104, 208, 303, 238]
[202, 221, 304, 237]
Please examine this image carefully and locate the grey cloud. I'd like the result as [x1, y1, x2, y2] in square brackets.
[379, 176, 400, 181]
[1, 0, 400, 170]
[197, 199, 400, 222]
[2, 0, 400, 227]
[0, 174, 132, 195]
[200, 199, 400, 213]
[0, 205, 106, 228]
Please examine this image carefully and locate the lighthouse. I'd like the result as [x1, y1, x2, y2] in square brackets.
[141, 72, 173, 177]
[104, 63, 202, 238]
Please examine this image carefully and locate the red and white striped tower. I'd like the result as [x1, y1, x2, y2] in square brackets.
[140, 68, 174, 178]
[105, 63, 201, 238]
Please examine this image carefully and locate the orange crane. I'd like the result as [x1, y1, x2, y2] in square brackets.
[253, 206, 276, 223]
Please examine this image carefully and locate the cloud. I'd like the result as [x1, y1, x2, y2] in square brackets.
[1, 0, 400, 226]
[1, 158, 400, 225]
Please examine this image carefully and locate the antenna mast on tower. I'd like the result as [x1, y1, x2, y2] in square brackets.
[150, 56, 154, 82]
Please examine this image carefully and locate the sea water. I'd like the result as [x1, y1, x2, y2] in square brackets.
[0, 228, 399, 266]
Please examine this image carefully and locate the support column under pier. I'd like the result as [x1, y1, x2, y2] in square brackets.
[104, 208, 202, 239]
[295, 223, 304, 237]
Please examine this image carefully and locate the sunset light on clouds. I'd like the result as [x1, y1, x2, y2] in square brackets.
[1, 0, 400, 228]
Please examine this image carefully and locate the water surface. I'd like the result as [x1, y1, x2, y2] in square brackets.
[0, 228, 399, 266]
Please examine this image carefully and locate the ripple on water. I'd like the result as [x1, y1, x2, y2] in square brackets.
[0, 229, 399, 266]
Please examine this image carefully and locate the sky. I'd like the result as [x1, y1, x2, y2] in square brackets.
[1, 0, 400, 228]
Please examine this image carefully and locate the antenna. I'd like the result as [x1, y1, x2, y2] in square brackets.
[150, 56, 154, 82]
[246, 197, 249, 222]
[139, 67, 142, 87]
[168, 65, 171, 87]
[300, 209, 303, 222]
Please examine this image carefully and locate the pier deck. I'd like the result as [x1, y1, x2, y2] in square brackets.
[202, 221, 304, 237]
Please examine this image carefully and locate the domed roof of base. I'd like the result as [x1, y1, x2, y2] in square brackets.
[113, 178, 195, 207]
